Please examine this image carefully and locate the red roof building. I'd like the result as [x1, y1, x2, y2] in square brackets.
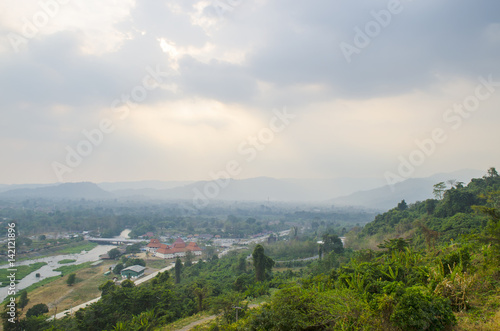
[155, 238, 202, 259]
[146, 239, 162, 252]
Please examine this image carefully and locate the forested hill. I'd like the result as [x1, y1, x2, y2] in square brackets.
[351, 168, 500, 249]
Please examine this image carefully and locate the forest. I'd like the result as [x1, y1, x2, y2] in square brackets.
[2, 169, 500, 330]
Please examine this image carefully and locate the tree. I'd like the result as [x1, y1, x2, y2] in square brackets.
[252, 244, 275, 282]
[447, 179, 457, 188]
[125, 243, 141, 254]
[67, 273, 76, 286]
[190, 282, 209, 311]
[121, 279, 135, 288]
[175, 257, 182, 284]
[397, 199, 408, 211]
[108, 248, 121, 259]
[486, 167, 499, 178]
[99, 280, 116, 295]
[322, 234, 344, 254]
[237, 256, 246, 273]
[185, 251, 193, 267]
[113, 263, 124, 275]
[38, 234, 46, 241]
[2, 302, 19, 330]
[433, 182, 447, 199]
[425, 199, 438, 215]
[472, 191, 500, 258]
[18, 291, 29, 311]
[26, 303, 49, 318]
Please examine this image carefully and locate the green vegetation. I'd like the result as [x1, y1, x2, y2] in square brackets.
[192, 169, 500, 330]
[58, 259, 76, 264]
[54, 261, 94, 275]
[55, 241, 98, 255]
[66, 273, 76, 286]
[3, 169, 500, 330]
[26, 303, 49, 317]
[0, 262, 46, 287]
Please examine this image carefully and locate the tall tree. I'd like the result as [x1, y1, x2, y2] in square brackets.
[237, 256, 247, 273]
[185, 251, 193, 267]
[486, 167, 499, 178]
[433, 182, 447, 199]
[472, 191, 500, 258]
[174, 257, 182, 284]
[397, 199, 408, 211]
[252, 244, 275, 282]
[18, 291, 29, 311]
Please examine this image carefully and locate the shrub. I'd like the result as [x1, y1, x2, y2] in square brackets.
[390, 286, 456, 330]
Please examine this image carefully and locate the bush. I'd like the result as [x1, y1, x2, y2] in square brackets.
[390, 286, 456, 330]
[243, 286, 377, 330]
[26, 303, 49, 318]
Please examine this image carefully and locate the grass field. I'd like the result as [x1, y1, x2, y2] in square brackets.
[58, 259, 77, 264]
[19, 260, 116, 318]
[0, 262, 47, 288]
[145, 258, 171, 270]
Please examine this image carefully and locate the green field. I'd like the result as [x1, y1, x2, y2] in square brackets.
[0, 262, 47, 288]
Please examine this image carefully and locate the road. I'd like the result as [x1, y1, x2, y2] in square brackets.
[51, 264, 176, 320]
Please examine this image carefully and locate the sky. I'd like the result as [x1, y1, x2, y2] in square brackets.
[1, 0, 499, 185]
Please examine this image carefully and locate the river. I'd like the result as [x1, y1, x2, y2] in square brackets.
[0, 229, 131, 302]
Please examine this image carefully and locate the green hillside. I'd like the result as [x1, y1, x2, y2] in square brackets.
[3, 169, 500, 330]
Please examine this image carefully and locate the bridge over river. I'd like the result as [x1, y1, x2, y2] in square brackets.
[87, 237, 146, 245]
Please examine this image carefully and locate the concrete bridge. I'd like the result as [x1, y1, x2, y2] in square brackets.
[87, 237, 146, 245]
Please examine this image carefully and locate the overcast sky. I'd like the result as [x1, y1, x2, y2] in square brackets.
[1, 0, 499, 184]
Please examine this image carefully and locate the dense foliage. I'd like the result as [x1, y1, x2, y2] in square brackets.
[3, 170, 500, 330]
[193, 170, 500, 330]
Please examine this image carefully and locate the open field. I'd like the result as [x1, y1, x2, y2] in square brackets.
[17, 254, 172, 319]
[19, 260, 116, 318]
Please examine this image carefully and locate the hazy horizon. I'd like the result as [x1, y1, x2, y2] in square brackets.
[2, 1, 499, 185]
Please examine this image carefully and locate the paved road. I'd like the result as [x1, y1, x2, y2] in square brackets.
[51, 264, 175, 320]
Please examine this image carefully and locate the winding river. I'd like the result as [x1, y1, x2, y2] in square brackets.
[0, 229, 131, 302]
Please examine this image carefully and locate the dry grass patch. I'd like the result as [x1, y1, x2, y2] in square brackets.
[20, 261, 115, 318]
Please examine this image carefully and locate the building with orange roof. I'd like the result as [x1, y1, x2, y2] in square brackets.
[146, 238, 162, 253]
[154, 237, 202, 259]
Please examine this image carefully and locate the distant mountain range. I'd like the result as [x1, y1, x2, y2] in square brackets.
[0, 169, 486, 209]
[330, 169, 484, 210]
[0, 182, 112, 200]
